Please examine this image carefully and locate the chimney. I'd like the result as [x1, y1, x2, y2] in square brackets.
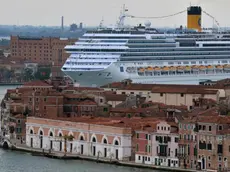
[61, 16, 64, 31]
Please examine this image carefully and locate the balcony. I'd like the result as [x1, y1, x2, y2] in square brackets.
[178, 139, 196, 145]
[157, 152, 167, 157]
[176, 153, 188, 159]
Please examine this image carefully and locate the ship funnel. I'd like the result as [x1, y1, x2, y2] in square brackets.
[187, 6, 202, 32]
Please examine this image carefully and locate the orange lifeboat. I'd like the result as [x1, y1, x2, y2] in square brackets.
[207, 65, 214, 70]
[177, 66, 185, 72]
[169, 66, 177, 71]
[162, 66, 169, 71]
[147, 66, 154, 71]
[216, 65, 223, 69]
[224, 64, 230, 70]
[185, 66, 191, 71]
[199, 65, 207, 70]
[154, 66, 161, 71]
[138, 67, 145, 72]
[192, 65, 199, 71]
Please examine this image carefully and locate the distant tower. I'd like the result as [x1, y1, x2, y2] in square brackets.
[187, 6, 202, 32]
[61, 16, 64, 31]
[79, 22, 83, 29]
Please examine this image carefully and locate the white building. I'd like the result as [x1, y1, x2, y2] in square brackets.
[25, 117, 132, 161]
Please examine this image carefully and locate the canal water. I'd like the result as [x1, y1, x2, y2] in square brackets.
[0, 86, 162, 172]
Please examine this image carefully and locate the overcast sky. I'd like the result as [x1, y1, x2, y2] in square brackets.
[0, 0, 229, 27]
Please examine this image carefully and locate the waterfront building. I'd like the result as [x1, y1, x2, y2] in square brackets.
[196, 115, 230, 171]
[135, 121, 179, 168]
[26, 117, 132, 160]
[177, 117, 198, 169]
[10, 36, 77, 66]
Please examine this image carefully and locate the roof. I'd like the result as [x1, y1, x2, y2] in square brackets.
[77, 100, 97, 106]
[27, 116, 165, 131]
[104, 93, 127, 102]
[151, 87, 218, 94]
[23, 80, 53, 87]
[101, 81, 224, 90]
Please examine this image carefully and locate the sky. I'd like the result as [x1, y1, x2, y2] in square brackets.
[0, 0, 229, 28]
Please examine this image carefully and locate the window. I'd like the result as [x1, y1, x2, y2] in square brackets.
[207, 143, 212, 150]
[44, 106, 46, 110]
[148, 135, 151, 140]
[209, 126, 212, 131]
[136, 133, 139, 138]
[145, 145, 148, 152]
[136, 144, 139, 151]
[148, 145, 151, 153]
[145, 134, 148, 140]
[156, 136, 159, 141]
[138, 156, 141, 160]
[160, 93, 163, 97]
[175, 137, 179, 143]
[44, 98, 47, 102]
[219, 125, 223, 131]
[181, 93, 184, 97]
[202, 125, 206, 130]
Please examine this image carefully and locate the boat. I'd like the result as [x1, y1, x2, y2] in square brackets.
[62, 5, 230, 86]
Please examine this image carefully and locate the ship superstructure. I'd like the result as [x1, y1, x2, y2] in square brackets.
[62, 6, 230, 87]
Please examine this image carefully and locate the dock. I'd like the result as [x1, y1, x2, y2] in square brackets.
[8, 144, 199, 172]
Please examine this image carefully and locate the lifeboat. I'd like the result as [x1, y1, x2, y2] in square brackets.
[154, 66, 161, 71]
[138, 67, 145, 72]
[192, 65, 199, 71]
[199, 65, 207, 70]
[207, 65, 214, 70]
[162, 66, 169, 71]
[185, 66, 191, 71]
[224, 64, 230, 71]
[216, 65, 223, 69]
[169, 66, 177, 71]
[146, 66, 154, 71]
[177, 66, 185, 72]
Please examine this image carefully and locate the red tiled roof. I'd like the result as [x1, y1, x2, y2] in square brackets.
[104, 93, 127, 102]
[101, 81, 224, 90]
[151, 87, 218, 94]
[77, 100, 97, 106]
[23, 80, 52, 87]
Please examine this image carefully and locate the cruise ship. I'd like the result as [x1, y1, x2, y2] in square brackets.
[62, 6, 230, 87]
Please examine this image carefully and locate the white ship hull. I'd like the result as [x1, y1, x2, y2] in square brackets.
[63, 62, 230, 87]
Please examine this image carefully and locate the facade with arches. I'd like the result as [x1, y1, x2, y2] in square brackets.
[26, 117, 132, 160]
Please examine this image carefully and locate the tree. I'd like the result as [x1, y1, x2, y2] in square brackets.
[23, 68, 34, 81]
[35, 66, 51, 80]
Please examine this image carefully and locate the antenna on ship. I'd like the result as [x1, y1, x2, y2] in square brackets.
[116, 4, 129, 28]
[99, 17, 104, 29]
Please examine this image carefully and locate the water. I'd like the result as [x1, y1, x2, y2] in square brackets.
[0, 150, 161, 172]
[0, 86, 161, 172]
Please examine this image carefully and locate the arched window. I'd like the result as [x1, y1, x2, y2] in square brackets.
[30, 129, 33, 134]
[49, 132, 53, 137]
[92, 137, 96, 142]
[114, 140, 119, 146]
[80, 135, 84, 141]
[59, 133, 62, 137]
[39, 130, 43, 136]
[103, 138, 107, 144]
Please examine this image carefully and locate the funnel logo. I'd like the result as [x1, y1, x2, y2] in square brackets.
[198, 17, 201, 27]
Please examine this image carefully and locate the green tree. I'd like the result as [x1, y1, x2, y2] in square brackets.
[35, 67, 51, 80]
[23, 68, 34, 82]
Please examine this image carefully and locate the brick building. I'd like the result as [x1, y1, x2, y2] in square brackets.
[10, 36, 77, 66]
